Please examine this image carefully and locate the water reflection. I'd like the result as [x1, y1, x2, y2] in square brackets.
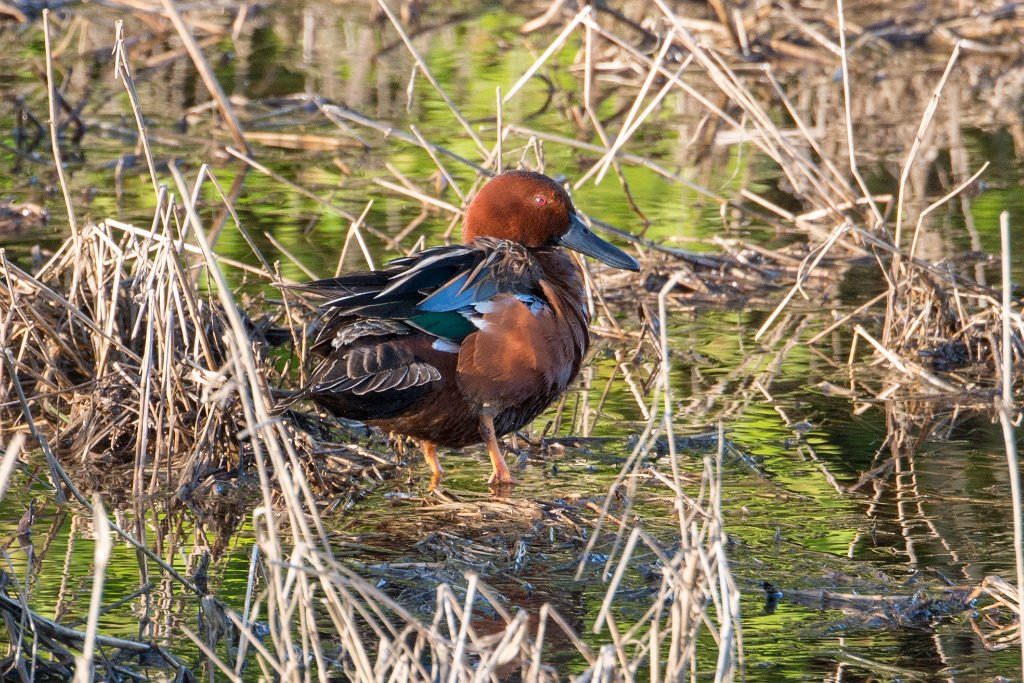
[1, 1, 1023, 680]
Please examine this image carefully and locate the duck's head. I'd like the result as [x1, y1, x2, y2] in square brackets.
[463, 170, 640, 272]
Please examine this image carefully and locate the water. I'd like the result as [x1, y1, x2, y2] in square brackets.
[1, 1, 1023, 679]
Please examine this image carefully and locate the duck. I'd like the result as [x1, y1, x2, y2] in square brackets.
[285, 169, 639, 487]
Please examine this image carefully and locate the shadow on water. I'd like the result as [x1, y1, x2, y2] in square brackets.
[2, 0, 1024, 679]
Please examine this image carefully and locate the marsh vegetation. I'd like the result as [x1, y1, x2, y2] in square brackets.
[2, 0, 1024, 680]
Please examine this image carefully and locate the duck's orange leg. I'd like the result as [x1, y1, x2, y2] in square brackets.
[421, 440, 444, 489]
[479, 412, 514, 485]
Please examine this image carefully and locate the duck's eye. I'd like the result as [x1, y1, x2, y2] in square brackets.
[533, 194, 548, 206]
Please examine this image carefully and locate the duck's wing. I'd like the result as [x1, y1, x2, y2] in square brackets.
[280, 240, 547, 417]
[299, 238, 546, 346]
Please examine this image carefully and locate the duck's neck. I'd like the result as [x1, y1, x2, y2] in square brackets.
[534, 247, 590, 354]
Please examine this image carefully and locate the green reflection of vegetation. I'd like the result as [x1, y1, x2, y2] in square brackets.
[2, 3, 1024, 681]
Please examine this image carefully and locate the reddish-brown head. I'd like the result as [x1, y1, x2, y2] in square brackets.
[462, 169, 641, 272]
[462, 170, 575, 247]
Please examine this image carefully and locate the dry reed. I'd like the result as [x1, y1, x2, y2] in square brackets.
[3, 0, 1024, 679]
[0, 7, 748, 682]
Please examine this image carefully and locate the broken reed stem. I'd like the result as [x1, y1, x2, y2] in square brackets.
[997, 211, 1024, 676]
[591, 31, 678, 186]
[224, 146, 349, 218]
[1001, 211, 1014, 409]
[0, 590, 153, 653]
[908, 161, 989, 264]
[182, 626, 243, 683]
[893, 41, 962, 253]
[807, 291, 888, 345]
[0, 435, 24, 502]
[376, 0, 488, 158]
[113, 21, 160, 198]
[760, 65, 858, 207]
[2, 347, 67, 504]
[853, 324, 958, 392]
[659, 271, 691, 526]
[409, 124, 465, 204]
[835, 0, 884, 228]
[504, 5, 592, 103]
[495, 87, 503, 174]
[42, 10, 78, 242]
[755, 221, 850, 341]
[320, 104, 490, 175]
[160, 0, 250, 154]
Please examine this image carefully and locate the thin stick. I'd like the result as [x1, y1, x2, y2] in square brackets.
[319, 104, 490, 175]
[894, 41, 962, 251]
[447, 572, 478, 683]
[755, 221, 850, 341]
[409, 125, 465, 204]
[2, 347, 67, 503]
[225, 145, 404, 251]
[377, 0, 488, 157]
[373, 178, 463, 215]
[1002, 213, 1015, 408]
[113, 21, 160, 198]
[182, 626, 243, 683]
[224, 147, 352, 220]
[836, 0, 884, 227]
[72, 497, 112, 683]
[0, 591, 152, 653]
[807, 291, 887, 345]
[42, 11, 78, 240]
[507, 123, 725, 205]
[908, 160, 986, 263]
[853, 324, 957, 392]
[997, 210, 1024, 678]
[504, 5, 592, 103]
[591, 31, 677, 185]
[0, 434, 24, 503]
[495, 86, 503, 174]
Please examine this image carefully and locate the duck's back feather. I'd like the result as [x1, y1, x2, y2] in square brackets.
[283, 238, 551, 422]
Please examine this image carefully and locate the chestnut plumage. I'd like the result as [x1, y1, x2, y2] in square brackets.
[284, 170, 639, 486]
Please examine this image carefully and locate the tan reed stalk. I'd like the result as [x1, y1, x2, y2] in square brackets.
[507, 122, 725, 204]
[223, 146, 413, 250]
[72, 497, 112, 683]
[319, 104, 490, 175]
[503, 5, 592, 104]
[374, 177, 463, 215]
[997, 211, 1024, 677]
[755, 221, 851, 341]
[892, 42, 962, 253]
[0, 435, 23, 505]
[42, 11, 78, 243]
[376, 0, 488, 158]
[160, 0, 250, 154]
[589, 31, 679, 185]
[907, 161, 989, 263]
[113, 21, 160, 198]
[410, 124, 466, 203]
[835, 0, 884, 227]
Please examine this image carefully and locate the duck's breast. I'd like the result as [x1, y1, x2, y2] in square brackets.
[455, 254, 589, 430]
